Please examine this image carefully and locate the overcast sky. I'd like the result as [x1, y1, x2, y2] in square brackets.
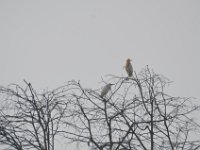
[0, 1, 200, 149]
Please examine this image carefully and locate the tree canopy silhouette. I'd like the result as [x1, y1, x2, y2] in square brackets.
[0, 66, 200, 150]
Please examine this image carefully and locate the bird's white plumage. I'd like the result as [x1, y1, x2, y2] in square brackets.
[100, 83, 113, 98]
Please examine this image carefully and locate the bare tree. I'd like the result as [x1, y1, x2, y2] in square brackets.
[0, 81, 71, 150]
[63, 67, 200, 150]
[0, 67, 200, 150]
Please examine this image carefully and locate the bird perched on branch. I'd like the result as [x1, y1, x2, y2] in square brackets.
[100, 83, 114, 98]
[125, 58, 133, 77]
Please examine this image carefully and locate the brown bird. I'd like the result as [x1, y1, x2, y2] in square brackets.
[125, 58, 133, 77]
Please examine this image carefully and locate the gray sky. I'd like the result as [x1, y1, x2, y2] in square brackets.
[0, 0, 200, 149]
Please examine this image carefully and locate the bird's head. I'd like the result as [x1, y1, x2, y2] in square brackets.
[126, 58, 132, 63]
[108, 83, 114, 86]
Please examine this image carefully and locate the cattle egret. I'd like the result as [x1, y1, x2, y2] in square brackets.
[100, 83, 114, 98]
[125, 58, 133, 77]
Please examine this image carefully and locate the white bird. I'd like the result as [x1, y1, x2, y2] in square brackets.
[125, 58, 133, 77]
[100, 83, 114, 98]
